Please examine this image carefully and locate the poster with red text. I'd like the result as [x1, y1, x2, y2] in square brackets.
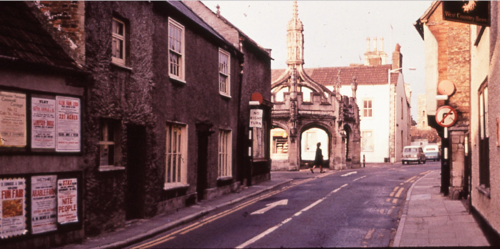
[0, 91, 26, 148]
[57, 178, 77, 224]
[31, 98, 56, 149]
[31, 175, 57, 234]
[55, 96, 80, 152]
[0, 178, 26, 239]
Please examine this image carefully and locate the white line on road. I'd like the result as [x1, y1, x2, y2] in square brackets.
[353, 176, 366, 182]
[236, 184, 349, 248]
[341, 171, 358, 177]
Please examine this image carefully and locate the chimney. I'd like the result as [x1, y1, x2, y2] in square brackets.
[366, 37, 370, 52]
[392, 43, 402, 72]
[373, 37, 378, 52]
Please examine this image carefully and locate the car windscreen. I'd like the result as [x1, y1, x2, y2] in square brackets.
[404, 148, 418, 153]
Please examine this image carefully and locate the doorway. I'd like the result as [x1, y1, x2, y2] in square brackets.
[125, 124, 147, 220]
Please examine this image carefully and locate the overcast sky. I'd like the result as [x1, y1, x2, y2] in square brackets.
[201, 0, 433, 119]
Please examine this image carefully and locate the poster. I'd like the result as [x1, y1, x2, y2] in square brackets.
[249, 109, 263, 128]
[31, 98, 56, 149]
[0, 178, 26, 238]
[56, 96, 80, 152]
[57, 178, 77, 224]
[0, 91, 26, 147]
[31, 176, 57, 234]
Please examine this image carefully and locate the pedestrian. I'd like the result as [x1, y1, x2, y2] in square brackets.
[310, 142, 324, 173]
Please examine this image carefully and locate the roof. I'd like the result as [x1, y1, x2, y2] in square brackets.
[272, 64, 399, 86]
[0, 2, 81, 71]
[414, 1, 441, 39]
[166, 1, 232, 49]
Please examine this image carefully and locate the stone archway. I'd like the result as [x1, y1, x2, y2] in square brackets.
[300, 125, 330, 169]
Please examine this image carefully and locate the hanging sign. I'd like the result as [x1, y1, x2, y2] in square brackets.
[0, 91, 26, 148]
[57, 178, 78, 224]
[31, 98, 56, 149]
[435, 105, 458, 128]
[250, 109, 263, 128]
[0, 178, 26, 238]
[442, 1, 490, 27]
[31, 175, 57, 234]
[56, 96, 81, 152]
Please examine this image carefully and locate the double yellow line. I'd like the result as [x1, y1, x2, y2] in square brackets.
[133, 177, 317, 248]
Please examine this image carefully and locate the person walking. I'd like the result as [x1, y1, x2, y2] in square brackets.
[310, 142, 324, 173]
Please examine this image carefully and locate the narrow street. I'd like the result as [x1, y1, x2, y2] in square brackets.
[128, 162, 440, 248]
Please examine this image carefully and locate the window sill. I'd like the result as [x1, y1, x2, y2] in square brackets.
[220, 93, 232, 99]
[476, 185, 491, 198]
[163, 182, 189, 191]
[217, 176, 233, 181]
[169, 76, 186, 85]
[252, 158, 268, 162]
[98, 166, 125, 172]
[111, 62, 133, 71]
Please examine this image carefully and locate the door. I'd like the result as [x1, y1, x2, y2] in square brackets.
[196, 123, 213, 201]
[126, 124, 147, 220]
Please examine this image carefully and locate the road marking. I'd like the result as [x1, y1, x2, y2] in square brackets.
[251, 199, 288, 215]
[389, 186, 399, 197]
[392, 199, 398, 204]
[341, 171, 357, 177]
[420, 170, 430, 175]
[386, 198, 391, 202]
[236, 184, 348, 248]
[353, 176, 366, 182]
[394, 187, 405, 198]
[364, 228, 375, 240]
[405, 176, 417, 183]
[379, 209, 385, 214]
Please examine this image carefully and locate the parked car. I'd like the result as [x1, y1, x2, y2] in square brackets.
[402, 146, 426, 165]
[424, 145, 440, 161]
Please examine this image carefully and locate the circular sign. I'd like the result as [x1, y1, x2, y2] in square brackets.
[435, 105, 458, 127]
[437, 80, 456, 96]
[251, 92, 263, 104]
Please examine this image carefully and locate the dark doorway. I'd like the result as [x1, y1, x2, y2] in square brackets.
[126, 124, 147, 220]
[196, 123, 213, 201]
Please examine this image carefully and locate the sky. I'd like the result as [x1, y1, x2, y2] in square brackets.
[201, 0, 434, 119]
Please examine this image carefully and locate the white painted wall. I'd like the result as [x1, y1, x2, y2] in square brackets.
[424, 24, 439, 117]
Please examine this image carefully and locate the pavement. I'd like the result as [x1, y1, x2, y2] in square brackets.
[393, 170, 490, 247]
[59, 166, 490, 248]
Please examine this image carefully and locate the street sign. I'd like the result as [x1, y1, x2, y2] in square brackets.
[435, 105, 458, 128]
[442, 1, 490, 27]
[249, 109, 263, 128]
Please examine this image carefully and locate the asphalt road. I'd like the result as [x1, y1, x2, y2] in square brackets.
[128, 161, 440, 248]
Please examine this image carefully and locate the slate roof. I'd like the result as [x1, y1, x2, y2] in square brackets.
[0, 2, 81, 71]
[272, 64, 399, 86]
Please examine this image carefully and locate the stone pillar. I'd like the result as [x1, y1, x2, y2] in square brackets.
[449, 126, 468, 199]
[287, 135, 300, 171]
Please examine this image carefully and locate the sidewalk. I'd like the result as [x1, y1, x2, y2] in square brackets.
[393, 170, 490, 247]
[59, 173, 301, 249]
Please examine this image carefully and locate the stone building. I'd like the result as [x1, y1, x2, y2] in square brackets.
[272, 34, 412, 164]
[270, 2, 361, 171]
[0, 2, 88, 248]
[6, 1, 273, 246]
[415, 1, 471, 199]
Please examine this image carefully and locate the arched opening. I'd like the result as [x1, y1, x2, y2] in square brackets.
[270, 127, 288, 160]
[300, 128, 329, 162]
[300, 86, 313, 102]
[274, 87, 289, 102]
[344, 125, 351, 162]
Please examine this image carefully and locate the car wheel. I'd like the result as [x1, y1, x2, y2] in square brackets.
[402, 161, 406, 165]
[423, 160, 426, 164]
[418, 160, 421, 164]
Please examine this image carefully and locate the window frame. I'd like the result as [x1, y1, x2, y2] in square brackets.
[111, 18, 126, 66]
[478, 82, 490, 189]
[218, 129, 232, 180]
[219, 48, 231, 97]
[362, 99, 373, 118]
[168, 18, 185, 83]
[98, 119, 123, 171]
[165, 122, 189, 190]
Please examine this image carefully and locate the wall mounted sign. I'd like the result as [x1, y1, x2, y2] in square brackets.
[55, 96, 80, 152]
[0, 178, 26, 238]
[250, 109, 263, 128]
[57, 178, 78, 224]
[0, 91, 26, 148]
[31, 98, 56, 149]
[31, 175, 57, 234]
[442, 1, 490, 27]
[435, 105, 458, 128]
[437, 80, 456, 96]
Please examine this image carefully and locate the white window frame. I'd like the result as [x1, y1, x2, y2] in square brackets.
[165, 122, 188, 189]
[219, 48, 231, 97]
[112, 18, 126, 66]
[168, 18, 185, 82]
[218, 129, 232, 180]
[362, 99, 373, 118]
[98, 119, 124, 171]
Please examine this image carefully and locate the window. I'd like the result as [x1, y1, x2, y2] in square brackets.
[478, 83, 490, 188]
[363, 100, 372, 117]
[165, 123, 188, 188]
[112, 18, 126, 65]
[219, 49, 230, 96]
[361, 130, 374, 152]
[168, 18, 185, 81]
[98, 119, 122, 168]
[218, 130, 232, 179]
